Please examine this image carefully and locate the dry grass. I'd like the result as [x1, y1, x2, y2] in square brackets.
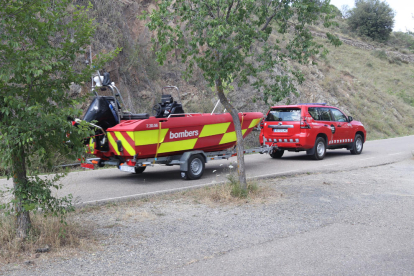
[309, 37, 414, 140]
[166, 177, 280, 206]
[0, 213, 96, 265]
[0, 178, 280, 266]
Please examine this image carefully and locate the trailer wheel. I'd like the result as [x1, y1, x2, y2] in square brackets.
[182, 154, 205, 180]
[134, 166, 146, 174]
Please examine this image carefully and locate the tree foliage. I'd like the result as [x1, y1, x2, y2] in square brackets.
[347, 0, 395, 41]
[146, 0, 341, 104]
[0, 0, 118, 238]
[144, 0, 341, 187]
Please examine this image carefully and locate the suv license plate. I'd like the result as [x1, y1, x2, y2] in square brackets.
[273, 129, 288, 133]
[120, 165, 135, 173]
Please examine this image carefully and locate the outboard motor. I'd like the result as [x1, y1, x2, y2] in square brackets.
[83, 96, 120, 130]
[79, 96, 120, 151]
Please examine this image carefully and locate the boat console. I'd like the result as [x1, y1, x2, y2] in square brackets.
[152, 94, 185, 118]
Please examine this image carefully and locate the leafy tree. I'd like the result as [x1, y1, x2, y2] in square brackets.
[347, 0, 395, 41]
[144, 0, 341, 189]
[0, 0, 117, 238]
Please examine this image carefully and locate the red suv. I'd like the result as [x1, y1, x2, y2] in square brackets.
[260, 103, 366, 160]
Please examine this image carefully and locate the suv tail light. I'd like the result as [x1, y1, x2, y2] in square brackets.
[300, 116, 311, 129]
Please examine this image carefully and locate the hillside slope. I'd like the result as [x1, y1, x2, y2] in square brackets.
[80, 0, 414, 142]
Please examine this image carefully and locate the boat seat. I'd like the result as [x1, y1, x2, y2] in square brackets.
[171, 105, 184, 115]
[161, 94, 173, 105]
[122, 113, 150, 120]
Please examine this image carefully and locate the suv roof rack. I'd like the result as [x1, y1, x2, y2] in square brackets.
[296, 103, 327, 106]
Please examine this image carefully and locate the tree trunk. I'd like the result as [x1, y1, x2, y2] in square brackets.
[12, 144, 31, 239]
[215, 77, 247, 189]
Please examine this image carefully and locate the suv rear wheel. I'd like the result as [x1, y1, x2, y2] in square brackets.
[312, 137, 326, 160]
[270, 149, 284, 159]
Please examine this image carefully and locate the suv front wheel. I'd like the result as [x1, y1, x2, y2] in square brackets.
[350, 134, 363, 155]
[312, 137, 326, 160]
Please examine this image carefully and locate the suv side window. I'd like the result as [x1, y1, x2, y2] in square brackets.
[318, 107, 332, 121]
[330, 108, 348, 122]
[308, 107, 320, 120]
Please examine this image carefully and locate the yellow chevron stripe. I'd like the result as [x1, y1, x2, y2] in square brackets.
[133, 129, 169, 146]
[199, 122, 231, 137]
[108, 133, 120, 155]
[87, 138, 95, 153]
[249, 118, 261, 128]
[158, 139, 198, 154]
[219, 129, 247, 144]
[115, 132, 136, 156]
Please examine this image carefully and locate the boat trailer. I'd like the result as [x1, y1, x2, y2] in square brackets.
[81, 145, 276, 180]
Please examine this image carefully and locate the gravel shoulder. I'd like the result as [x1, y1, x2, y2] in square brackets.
[1, 158, 414, 276]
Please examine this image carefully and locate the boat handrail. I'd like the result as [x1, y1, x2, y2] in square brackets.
[211, 100, 220, 114]
[167, 113, 197, 118]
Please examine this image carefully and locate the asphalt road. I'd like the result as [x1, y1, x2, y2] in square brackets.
[1, 135, 413, 205]
[57, 135, 414, 205]
[1, 135, 414, 275]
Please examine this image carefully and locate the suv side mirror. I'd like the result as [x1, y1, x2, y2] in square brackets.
[348, 116, 353, 122]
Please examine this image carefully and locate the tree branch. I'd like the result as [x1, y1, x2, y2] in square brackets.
[201, 0, 216, 19]
[261, 1, 283, 31]
[226, 0, 234, 22]
[233, 0, 241, 14]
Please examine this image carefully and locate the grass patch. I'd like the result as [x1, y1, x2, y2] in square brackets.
[227, 174, 259, 198]
[0, 213, 95, 265]
[173, 176, 279, 205]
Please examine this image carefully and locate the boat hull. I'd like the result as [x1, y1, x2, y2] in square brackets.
[91, 112, 263, 159]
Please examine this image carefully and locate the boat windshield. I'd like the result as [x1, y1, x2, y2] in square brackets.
[266, 108, 301, 121]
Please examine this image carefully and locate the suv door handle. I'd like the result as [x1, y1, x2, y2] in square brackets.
[337, 124, 342, 127]
[324, 125, 328, 127]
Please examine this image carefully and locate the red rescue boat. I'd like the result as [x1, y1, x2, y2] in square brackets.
[79, 73, 263, 163]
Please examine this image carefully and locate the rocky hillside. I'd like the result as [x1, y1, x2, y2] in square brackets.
[76, 0, 414, 143]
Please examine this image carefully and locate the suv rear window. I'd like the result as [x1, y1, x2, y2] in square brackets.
[266, 108, 301, 121]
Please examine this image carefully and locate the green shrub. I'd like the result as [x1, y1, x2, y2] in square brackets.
[388, 32, 414, 52]
[371, 50, 388, 60]
[227, 174, 259, 199]
[347, 0, 395, 42]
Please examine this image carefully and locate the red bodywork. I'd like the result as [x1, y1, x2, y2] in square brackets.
[259, 104, 366, 151]
[90, 112, 263, 160]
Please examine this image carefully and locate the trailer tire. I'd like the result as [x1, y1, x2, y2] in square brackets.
[183, 154, 205, 180]
[134, 166, 146, 174]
